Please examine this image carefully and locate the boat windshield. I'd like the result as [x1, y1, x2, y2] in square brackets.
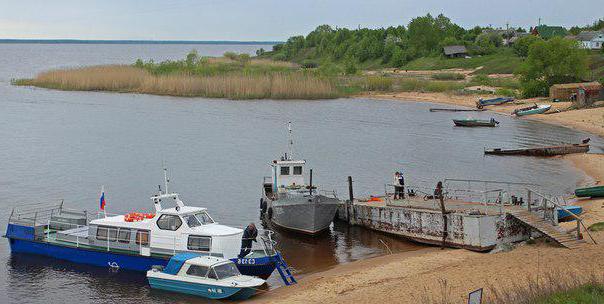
[184, 212, 214, 228]
[212, 262, 241, 280]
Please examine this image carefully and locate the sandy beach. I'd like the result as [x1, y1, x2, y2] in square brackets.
[252, 92, 604, 303]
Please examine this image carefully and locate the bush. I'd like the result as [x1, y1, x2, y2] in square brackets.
[272, 53, 287, 61]
[431, 72, 465, 80]
[513, 35, 542, 57]
[344, 60, 358, 75]
[301, 60, 319, 69]
[360, 76, 393, 91]
[223, 51, 239, 61]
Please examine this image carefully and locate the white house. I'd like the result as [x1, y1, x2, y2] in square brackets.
[577, 31, 604, 49]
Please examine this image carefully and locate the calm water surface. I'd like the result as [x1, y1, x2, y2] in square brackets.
[0, 43, 602, 303]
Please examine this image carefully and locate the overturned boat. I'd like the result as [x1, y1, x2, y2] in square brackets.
[260, 123, 339, 235]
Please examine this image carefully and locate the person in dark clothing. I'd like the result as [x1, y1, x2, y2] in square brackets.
[398, 171, 405, 199]
[239, 223, 258, 258]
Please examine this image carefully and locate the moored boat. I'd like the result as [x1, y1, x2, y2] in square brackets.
[476, 97, 514, 109]
[147, 253, 265, 300]
[556, 205, 583, 222]
[260, 123, 340, 235]
[484, 143, 589, 156]
[512, 104, 551, 116]
[4, 169, 294, 282]
[575, 185, 604, 198]
[453, 118, 499, 127]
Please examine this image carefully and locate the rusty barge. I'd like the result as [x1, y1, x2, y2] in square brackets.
[336, 178, 592, 251]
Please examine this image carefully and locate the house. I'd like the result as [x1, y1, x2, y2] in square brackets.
[443, 45, 468, 58]
[530, 25, 568, 39]
[576, 31, 604, 49]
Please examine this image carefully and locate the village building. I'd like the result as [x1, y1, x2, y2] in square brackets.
[530, 25, 568, 39]
[575, 30, 604, 49]
[442, 45, 468, 58]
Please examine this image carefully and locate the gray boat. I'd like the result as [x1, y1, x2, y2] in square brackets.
[260, 123, 339, 235]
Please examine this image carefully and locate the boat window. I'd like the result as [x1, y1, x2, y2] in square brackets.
[293, 166, 303, 175]
[280, 166, 290, 175]
[96, 226, 108, 240]
[136, 230, 149, 246]
[184, 214, 201, 228]
[186, 265, 209, 277]
[195, 212, 214, 224]
[107, 227, 117, 241]
[188, 235, 211, 251]
[118, 228, 131, 243]
[156, 214, 182, 231]
[212, 262, 241, 280]
[207, 268, 218, 280]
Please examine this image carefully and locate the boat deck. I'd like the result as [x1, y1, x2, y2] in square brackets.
[355, 195, 503, 216]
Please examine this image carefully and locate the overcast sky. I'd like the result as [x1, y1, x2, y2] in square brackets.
[1, 0, 602, 41]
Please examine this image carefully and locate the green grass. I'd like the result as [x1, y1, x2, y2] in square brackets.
[588, 222, 604, 232]
[431, 73, 466, 80]
[469, 74, 522, 89]
[403, 49, 523, 75]
[533, 284, 604, 304]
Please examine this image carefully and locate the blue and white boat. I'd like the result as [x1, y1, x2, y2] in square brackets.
[557, 205, 583, 222]
[5, 169, 295, 284]
[476, 97, 514, 108]
[147, 253, 265, 300]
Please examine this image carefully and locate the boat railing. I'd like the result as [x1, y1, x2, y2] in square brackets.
[8, 200, 73, 227]
[525, 189, 596, 244]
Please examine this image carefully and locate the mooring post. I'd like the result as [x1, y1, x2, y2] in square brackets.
[577, 220, 581, 239]
[309, 169, 313, 196]
[527, 189, 532, 212]
[347, 176, 354, 224]
[436, 181, 447, 249]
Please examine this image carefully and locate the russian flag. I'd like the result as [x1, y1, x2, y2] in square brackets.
[100, 188, 106, 210]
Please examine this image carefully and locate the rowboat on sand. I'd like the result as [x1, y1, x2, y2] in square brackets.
[512, 104, 551, 116]
[575, 185, 604, 198]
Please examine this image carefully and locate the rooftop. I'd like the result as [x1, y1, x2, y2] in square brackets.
[443, 45, 467, 55]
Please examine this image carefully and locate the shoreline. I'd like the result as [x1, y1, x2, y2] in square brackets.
[254, 92, 604, 303]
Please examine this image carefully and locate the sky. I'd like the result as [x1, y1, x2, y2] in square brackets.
[1, 0, 602, 41]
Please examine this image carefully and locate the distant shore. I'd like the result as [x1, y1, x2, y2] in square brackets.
[0, 39, 279, 45]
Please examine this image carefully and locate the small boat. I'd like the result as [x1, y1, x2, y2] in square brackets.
[556, 206, 583, 222]
[484, 143, 589, 156]
[575, 185, 604, 198]
[147, 253, 265, 300]
[453, 118, 499, 127]
[476, 97, 514, 109]
[512, 104, 551, 116]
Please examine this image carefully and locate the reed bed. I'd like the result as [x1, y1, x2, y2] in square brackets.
[15, 65, 339, 100]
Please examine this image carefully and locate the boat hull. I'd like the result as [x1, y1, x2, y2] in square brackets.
[148, 276, 257, 300]
[453, 119, 498, 127]
[575, 186, 604, 198]
[557, 206, 583, 222]
[266, 195, 339, 235]
[7, 234, 277, 278]
[484, 144, 589, 156]
[514, 105, 551, 116]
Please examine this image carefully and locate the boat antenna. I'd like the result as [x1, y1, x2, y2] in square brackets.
[163, 164, 169, 194]
[287, 121, 293, 160]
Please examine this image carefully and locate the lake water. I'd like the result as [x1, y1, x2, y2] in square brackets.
[0, 43, 602, 303]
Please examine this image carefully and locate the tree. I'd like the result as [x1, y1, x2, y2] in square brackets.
[186, 50, 199, 67]
[512, 35, 542, 57]
[516, 37, 589, 97]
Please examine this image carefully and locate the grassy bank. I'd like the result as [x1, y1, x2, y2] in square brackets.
[14, 62, 341, 100]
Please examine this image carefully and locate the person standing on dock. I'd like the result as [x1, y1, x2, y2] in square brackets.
[393, 172, 404, 199]
[239, 223, 258, 258]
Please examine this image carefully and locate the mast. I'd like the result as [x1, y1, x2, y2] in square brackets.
[163, 164, 169, 194]
[287, 122, 293, 160]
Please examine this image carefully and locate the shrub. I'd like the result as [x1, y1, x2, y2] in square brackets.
[301, 60, 319, 69]
[344, 60, 358, 75]
[431, 73, 465, 80]
[223, 51, 239, 61]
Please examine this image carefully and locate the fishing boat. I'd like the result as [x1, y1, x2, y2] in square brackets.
[484, 143, 589, 156]
[476, 97, 514, 109]
[453, 118, 499, 127]
[260, 123, 340, 235]
[5, 169, 295, 284]
[147, 253, 265, 300]
[556, 206, 583, 222]
[512, 104, 551, 116]
[575, 185, 604, 198]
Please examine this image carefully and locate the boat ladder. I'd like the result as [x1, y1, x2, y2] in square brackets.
[273, 253, 297, 286]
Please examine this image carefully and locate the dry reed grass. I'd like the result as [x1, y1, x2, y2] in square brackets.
[16, 65, 339, 99]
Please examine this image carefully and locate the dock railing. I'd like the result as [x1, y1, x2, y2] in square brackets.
[525, 189, 596, 244]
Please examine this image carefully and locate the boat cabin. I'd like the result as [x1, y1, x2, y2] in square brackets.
[161, 253, 243, 280]
[264, 157, 307, 196]
[87, 192, 243, 259]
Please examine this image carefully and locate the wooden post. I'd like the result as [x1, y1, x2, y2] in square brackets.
[527, 190, 532, 212]
[309, 169, 313, 196]
[347, 176, 354, 224]
[577, 221, 581, 239]
[436, 181, 447, 249]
